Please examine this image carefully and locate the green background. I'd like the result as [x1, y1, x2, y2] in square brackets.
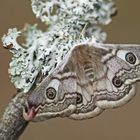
[0, 1, 140, 140]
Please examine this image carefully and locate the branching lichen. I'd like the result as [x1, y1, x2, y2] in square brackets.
[2, 0, 116, 93]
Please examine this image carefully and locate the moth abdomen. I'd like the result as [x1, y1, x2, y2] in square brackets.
[83, 62, 95, 81]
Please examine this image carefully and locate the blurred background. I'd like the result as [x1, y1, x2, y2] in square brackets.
[0, 0, 140, 140]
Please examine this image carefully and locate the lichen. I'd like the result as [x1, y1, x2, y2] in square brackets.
[2, 0, 116, 93]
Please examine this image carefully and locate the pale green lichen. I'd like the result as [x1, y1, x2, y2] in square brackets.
[2, 26, 44, 92]
[31, 0, 116, 25]
[2, 0, 116, 93]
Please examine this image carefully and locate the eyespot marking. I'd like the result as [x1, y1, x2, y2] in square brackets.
[125, 52, 136, 64]
[46, 87, 56, 100]
[76, 92, 83, 104]
[112, 76, 123, 88]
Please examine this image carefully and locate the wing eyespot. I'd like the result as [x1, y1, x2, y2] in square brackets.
[125, 52, 136, 64]
[76, 92, 83, 104]
[112, 76, 123, 88]
[46, 87, 56, 100]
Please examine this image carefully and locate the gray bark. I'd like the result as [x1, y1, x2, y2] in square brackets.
[0, 92, 29, 140]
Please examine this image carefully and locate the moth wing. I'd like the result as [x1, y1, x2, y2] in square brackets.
[60, 43, 140, 120]
[25, 43, 140, 121]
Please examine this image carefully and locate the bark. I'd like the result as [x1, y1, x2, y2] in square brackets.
[0, 92, 29, 140]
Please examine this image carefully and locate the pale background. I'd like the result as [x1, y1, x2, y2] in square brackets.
[0, 0, 140, 140]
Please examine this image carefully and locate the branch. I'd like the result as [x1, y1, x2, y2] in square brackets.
[0, 92, 29, 140]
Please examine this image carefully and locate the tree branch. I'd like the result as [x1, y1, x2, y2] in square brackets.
[0, 92, 29, 140]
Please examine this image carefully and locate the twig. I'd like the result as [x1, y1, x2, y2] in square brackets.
[0, 92, 29, 140]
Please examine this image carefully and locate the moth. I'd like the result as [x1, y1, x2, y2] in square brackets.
[23, 42, 140, 121]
